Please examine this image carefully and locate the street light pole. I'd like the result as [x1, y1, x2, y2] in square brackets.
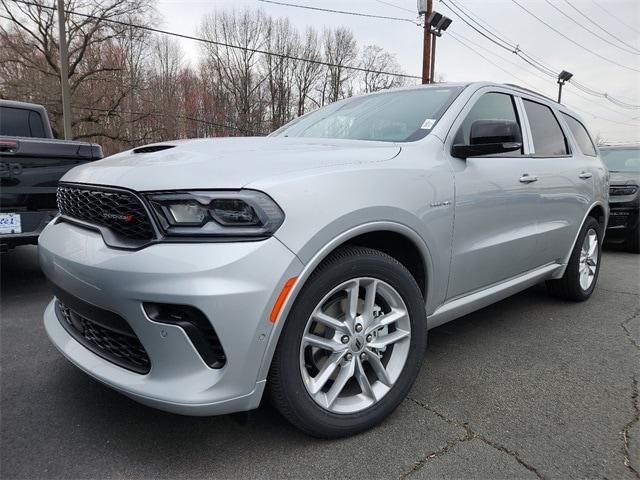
[557, 70, 573, 104]
[57, 0, 73, 139]
[425, 12, 452, 84]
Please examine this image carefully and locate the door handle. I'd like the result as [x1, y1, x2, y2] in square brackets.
[578, 172, 593, 179]
[519, 174, 538, 183]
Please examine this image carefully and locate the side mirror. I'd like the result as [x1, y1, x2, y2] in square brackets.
[452, 119, 523, 159]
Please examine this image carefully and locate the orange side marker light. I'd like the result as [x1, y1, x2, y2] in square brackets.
[270, 277, 297, 323]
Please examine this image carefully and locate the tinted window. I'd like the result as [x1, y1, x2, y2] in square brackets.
[523, 100, 568, 155]
[601, 148, 640, 172]
[28, 111, 45, 138]
[455, 92, 522, 154]
[561, 113, 596, 156]
[0, 106, 31, 137]
[272, 86, 463, 142]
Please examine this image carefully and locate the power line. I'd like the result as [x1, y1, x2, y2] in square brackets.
[448, 31, 640, 127]
[441, 0, 557, 77]
[257, 0, 419, 24]
[509, 0, 640, 72]
[590, 0, 640, 35]
[542, 0, 639, 56]
[564, 0, 640, 55]
[9, 0, 421, 79]
[373, 0, 415, 14]
[56, 104, 262, 135]
[447, 32, 540, 91]
[441, 0, 640, 108]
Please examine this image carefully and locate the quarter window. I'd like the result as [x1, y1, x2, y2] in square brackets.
[522, 99, 568, 156]
[455, 92, 522, 154]
[561, 113, 596, 156]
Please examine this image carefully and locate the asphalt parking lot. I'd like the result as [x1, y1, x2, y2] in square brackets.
[1, 245, 639, 479]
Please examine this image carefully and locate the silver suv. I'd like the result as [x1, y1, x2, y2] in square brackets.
[39, 82, 608, 437]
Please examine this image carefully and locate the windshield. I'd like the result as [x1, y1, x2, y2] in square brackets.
[271, 86, 464, 142]
[601, 148, 640, 172]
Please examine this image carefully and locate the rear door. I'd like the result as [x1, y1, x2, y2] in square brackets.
[518, 98, 594, 264]
[445, 88, 543, 300]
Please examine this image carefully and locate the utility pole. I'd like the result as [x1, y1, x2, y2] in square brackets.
[429, 34, 437, 84]
[419, 0, 433, 84]
[57, 0, 72, 139]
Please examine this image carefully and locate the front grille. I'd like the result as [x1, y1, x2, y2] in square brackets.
[57, 184, 154, 241]
[55, 300, 151, 374]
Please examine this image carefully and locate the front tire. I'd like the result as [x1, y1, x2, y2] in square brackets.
[269, 246, 427, 438]
[546, 216, 602, 301]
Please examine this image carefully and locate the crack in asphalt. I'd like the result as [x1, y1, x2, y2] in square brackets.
[597, 287, 639, 298]
[622, 376, 640, 479]
[621, 306, 640, 353]
[401, 397, 544, 479]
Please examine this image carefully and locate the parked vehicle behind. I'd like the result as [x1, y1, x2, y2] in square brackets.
[600, 145, 639, 253]
[0, 100, 102, 252]
[38, 82, 608, 437]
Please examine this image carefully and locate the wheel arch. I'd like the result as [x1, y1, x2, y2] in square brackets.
[256, 221, 434, 382]
[554, 201, 608, 276]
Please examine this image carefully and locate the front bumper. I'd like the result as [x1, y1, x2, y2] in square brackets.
[606, 199, 639, 242]
[39, 220, 303, 415]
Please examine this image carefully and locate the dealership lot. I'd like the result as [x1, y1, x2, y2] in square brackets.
[1, 246, 638, 479]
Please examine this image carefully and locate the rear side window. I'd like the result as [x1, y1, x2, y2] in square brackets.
[561, 113, 596, 156]
[522, 99, 568, 156]
[0, 106, 45, 137]
[28, 111, 45, 137]
[0, 106, 30, 136]
[455, 92, 522, 154]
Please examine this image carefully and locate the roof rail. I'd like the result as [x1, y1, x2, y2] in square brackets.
[503, 83, 557, 104]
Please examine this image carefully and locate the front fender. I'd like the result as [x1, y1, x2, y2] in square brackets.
[256, 220, 436, 383]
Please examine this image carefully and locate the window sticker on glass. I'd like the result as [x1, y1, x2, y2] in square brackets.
[421, 118, 436, 130]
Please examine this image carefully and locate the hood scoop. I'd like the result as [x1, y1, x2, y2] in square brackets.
[133, 145, 175, 154]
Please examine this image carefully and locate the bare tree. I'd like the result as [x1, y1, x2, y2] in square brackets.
[0, 0, 154, 140]
[199, 8, 269, 134]
[294, 27, 322, 116]
[360, 45, 406, 93]
[322, 27, 357, 104]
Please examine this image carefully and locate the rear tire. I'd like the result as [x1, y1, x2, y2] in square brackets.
[546, 216, 602, 301]
[268, 246, 427, 438]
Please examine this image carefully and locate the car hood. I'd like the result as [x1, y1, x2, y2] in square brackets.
[62, 137, 401, 191]
[609, 171, 640, 186]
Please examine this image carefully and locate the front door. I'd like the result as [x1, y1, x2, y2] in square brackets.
[445, 90, 543, 300]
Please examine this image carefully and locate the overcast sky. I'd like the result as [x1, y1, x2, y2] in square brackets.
[156, 0, 640, 144]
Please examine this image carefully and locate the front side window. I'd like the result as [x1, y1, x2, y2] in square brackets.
[454, 92, 522, 154]
[561, 113, 596, 156]
[523, 99, 568, 156]
[271, 86, 464, 142]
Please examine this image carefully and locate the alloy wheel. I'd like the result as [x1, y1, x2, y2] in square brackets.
[299, 277, 411, 414]
[579, 228, 599, 290]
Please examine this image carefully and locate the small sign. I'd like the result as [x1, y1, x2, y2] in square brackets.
[421, 118, 436, 130]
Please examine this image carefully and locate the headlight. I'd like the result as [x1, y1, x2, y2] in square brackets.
[146, 190, 285, 238]
[609, 186, 638, 196]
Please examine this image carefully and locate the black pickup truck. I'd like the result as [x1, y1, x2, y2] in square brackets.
[0, 100, 103, 252]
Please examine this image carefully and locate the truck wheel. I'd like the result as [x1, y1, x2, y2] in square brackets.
[546, 216, 602, 301]
[269, 246, 427, 438]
